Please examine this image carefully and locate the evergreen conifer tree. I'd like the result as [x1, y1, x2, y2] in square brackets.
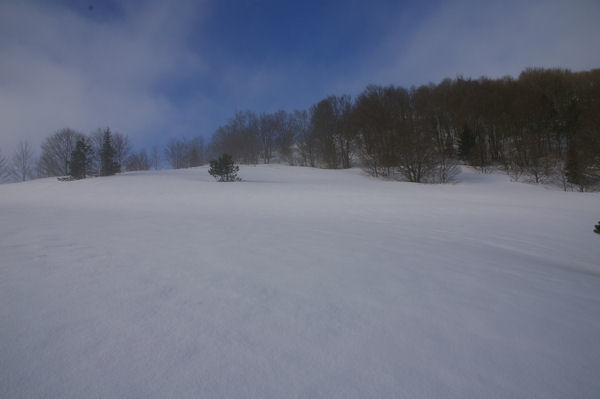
[70, 138, 92, 179]
[100, 128, 120, 176]
[208, 153, 240, 182]
[594, 221, 600, 235]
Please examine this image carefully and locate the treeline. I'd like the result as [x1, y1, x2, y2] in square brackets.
[0, 129, 205, 182]
[1, 67, 598, 189]
[207, 110, 302, 166]
[0, 128, 156, 182]
[206, 67, 600, 190]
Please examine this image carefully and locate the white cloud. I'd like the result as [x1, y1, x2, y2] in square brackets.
[0, 0, 204, 152]
[360, 0, 600, 87]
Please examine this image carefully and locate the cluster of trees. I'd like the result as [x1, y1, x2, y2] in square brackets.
[423, 68, 600, 191]
[61, 128, 125, 180]
[207, 110, 299, 165]
[164, 136, 205, 169]
[0, 128, 208, 183]
[1, 141, 37, 183]
[206, 67, 599, 190]
[0, 128, 160, 183]
[36, 128, 133, 179]
[1, 67, 598, 190]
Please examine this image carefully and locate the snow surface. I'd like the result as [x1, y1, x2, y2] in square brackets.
[1, 165, 599, 398]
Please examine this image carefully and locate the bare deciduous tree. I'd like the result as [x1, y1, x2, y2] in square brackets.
[353, 85, 407, 176]
[308, 95, 356, 169]
[291, 110, 314, 167]
[151, 145, 160, 169]
[275, 112, 296, 165]
[0, 148, 8, 182]
[112, 132, 131, 170]
[259, 112, 277, 164]
[126, 148, 151, 171]
[164, 136, 206, 169]
[87, 129, 105, 176]
[10, 141, 36, 182]
[37, 128, 84, 177]
[310, 97, 340, 168]
[164, 138, 187, 169]
[209, 111, 260, 164]
[185, 136, 205, 167]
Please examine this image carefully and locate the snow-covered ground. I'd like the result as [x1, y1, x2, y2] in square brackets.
[1, 165, 599, 398]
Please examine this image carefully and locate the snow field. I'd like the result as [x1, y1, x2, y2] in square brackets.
[1, 165, 599, 398]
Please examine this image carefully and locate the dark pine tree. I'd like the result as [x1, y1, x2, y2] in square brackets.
[70, 138, 92, 180]
[100, 128, 120, 176]
[208, 153, 240, 182]
[594, 221, 600, 235]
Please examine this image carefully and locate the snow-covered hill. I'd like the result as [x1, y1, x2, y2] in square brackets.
[1, 165, 599, 398]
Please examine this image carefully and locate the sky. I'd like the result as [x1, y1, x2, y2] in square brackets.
[1, 0, 599, 153]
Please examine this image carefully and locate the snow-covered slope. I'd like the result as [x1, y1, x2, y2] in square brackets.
[1, 165, 599, 398]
